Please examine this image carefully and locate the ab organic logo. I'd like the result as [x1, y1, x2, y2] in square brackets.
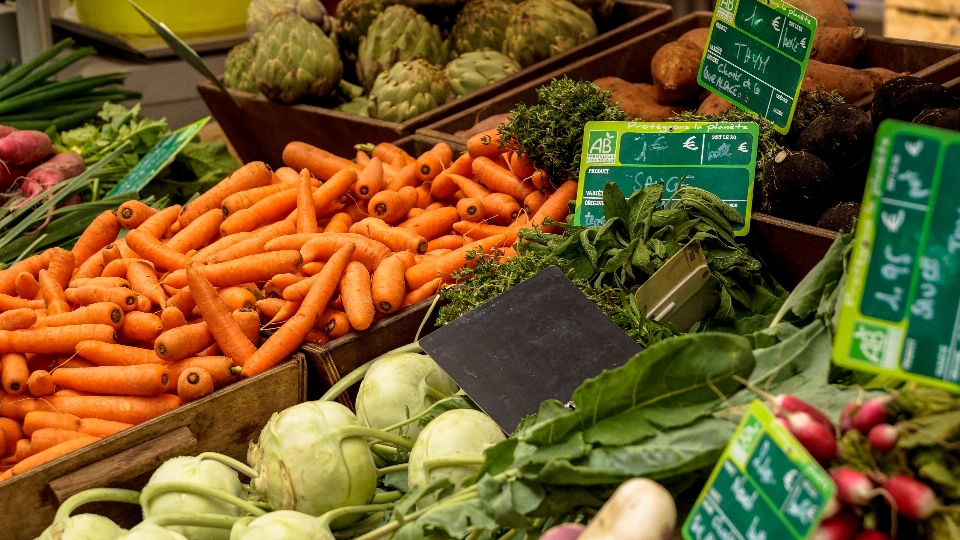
[586, 130, 617, 164]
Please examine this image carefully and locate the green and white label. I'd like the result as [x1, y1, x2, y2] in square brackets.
[698, 0, 816, 133]
[576, 121, 758, 235]
[682, 400, 835, 540]
[834, 120, 960, 391]
[107, 117, 209, 196]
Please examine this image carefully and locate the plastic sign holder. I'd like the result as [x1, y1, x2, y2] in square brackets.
[682, 400, 835, 540]
[575, 121, 759, 235]
[107, 116, 209, 196]
[834, 120, 960, 391]
[635, 239, 718, 332]
[697, 0, 816, 133]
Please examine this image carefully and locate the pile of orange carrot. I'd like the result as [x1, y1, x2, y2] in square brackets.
[0, 132, 577, 482]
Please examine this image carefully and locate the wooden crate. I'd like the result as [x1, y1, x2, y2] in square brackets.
[197, 1, 672, 166]
[0, 355, 307, 540]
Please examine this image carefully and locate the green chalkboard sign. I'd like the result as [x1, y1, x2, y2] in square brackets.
[834, 120, 960, 391]
[575, 121, 758, 235]
[698, 0, 816, 134]
[682, 400, 835, 540]
[106, 117, 209, 197]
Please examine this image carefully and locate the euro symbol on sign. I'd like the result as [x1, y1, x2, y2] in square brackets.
[800, 37, 807, 48]
[772, 16, 781, 31]
[738, 142, 748, 152]
[683, 136, 698, 151]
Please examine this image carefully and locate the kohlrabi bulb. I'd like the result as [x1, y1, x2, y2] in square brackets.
[117, 525, 188, 540]
[142, 457, 244, 540]
[35, 514, 125, 540]
[229, 511, 334, 540]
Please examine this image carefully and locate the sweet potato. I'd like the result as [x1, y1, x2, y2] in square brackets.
[862, 67, 908, 91]
[789, 0, 854, 28]
[633, 83, 657, 101]
[678, 28, 709, 53]
[698, 93, 734, 115]
[810, 26, 866, 66]
[801, 61, 873, 103]
[650, 40, 704, 104]
[595, 77, 690, 121]
[455, 113, 512, 139]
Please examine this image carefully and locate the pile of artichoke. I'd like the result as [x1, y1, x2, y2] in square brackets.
[222, 0, 599, 121]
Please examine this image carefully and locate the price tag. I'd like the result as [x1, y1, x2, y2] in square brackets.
[682, 400, 835, 540]
[575, 121, 758, 235]
[698, 0, 816, 134]
[834, 120, 960, 391]
[106, 117, 209, 196]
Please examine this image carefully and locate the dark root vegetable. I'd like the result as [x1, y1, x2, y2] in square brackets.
[913, 108, 953, 126]
[762, 150, 837, 224]
[872, 76, 926, 128]
[796, 104, 873, 199]
[817, 202, 861, 233]
[933, 109, 960, 132]
[888, 83, 958, 123]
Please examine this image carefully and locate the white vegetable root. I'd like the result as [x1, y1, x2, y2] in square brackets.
[579, 478, 677, 540]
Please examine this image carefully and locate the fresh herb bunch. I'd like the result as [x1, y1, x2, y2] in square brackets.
[494, 77, 626, 187]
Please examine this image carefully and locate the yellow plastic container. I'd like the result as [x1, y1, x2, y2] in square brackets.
[76, 0, 250, 37]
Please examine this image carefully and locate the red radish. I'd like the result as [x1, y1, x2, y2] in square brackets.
[0, 125, 15, 139]
[775, 394, 836, 432]
[831, 467, 876, 506]
[840, 403, 859, 433]
[21, 152, 85, 200]
[821, 494, 841, 520]
[0, 163, 30, 191]
[60, 194, 83, 208]
[884, 475, 939, 520]
[785, 411, 838, 462]
[540, 523, 585, 540]
[812, 509, 860, 540]
[867, 424, 899, 453]
[853, 397, 890, 435]
[854, 531, 890, 540]
[0, 130, 52, 167]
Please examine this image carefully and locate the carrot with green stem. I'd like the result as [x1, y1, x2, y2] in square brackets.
[296, 168, 319, 234]
[117, 200, 158, 229]
[178, 368, 214, 403]
[283, 141, 362, 181]
[45, 394, 180, 425]
[356, 149, 371, 166]
[401, 278, 442, 308]
[179, 161, 274, 228]
[65, 286, 138, 311]
[75, 341, 162, 366]
[0, 308, 37, 330]
[340, 261, 375, 331]
[163, 250, 303, 289]
[187, 263, 258, 366]
[119, 311, 162, 342]
[124, 230, 188, 272]
[350, 217, 427, 253]
[167, 209, 223, 254]
[482, 193, 522, 225]
[405, 234, 506, 290]
[15, 272, 40, 300]
[2, 352, 28, 394]
[300, 233, 390, 271]
[27, 370, 54, 397]
[354, 157, 384, 200]
[242, 243, 355, 378]
[531, 179, 577, 234]
[372, 254, 407, 314]
[137, 205, 181, 238]
[416, 143, 453, 182]
[71, 211, 121, 268]
[52, 364, 169, 396]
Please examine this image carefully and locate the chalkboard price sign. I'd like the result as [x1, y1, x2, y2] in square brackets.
[698, 0, 816, 134]
[575, 121, 758, 235]
[834, 120, 960, 391]
[682, 400, 835, 540]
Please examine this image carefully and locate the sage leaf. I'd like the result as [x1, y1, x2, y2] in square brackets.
[602, 182, 629, 223]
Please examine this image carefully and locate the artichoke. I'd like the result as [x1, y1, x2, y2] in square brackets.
[367, 59, 454, 122]
[451, 0, 517, 54]
[336, 0, 388, 60]
[252, 13, 343, 104]
[224, 41, 259, 94]
[445, 51, 521, 97]
[247, 0, 327, 36]
[502, 0, 598, 68]
[337, 96, 370, 117]
[356, 5, 451, 91]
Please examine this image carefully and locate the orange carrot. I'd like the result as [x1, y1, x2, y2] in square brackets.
[504, 210, 530, 245]
[11, 435, 100, 475]
[416, 143, 453, 182]
[137, 205, 182, 238]
[233, 308, 261, 345]
[30, 428, 98, 454]
[372, 254, 407, 314]
[401, 278, 442, 308]
[263, 233, 318, 252]
[15, 271, 40, 300]
[267, 273, 303, 293]
[0, 251, 51, 296]
[467, 129, 507, 159]
[167, 209, 223, 254]
[34, 302, 123, 331]
[406, 235, 506, 289]
[0, 293, 43, 311]
[472, 156, 535, 201]
[187, 264, 257, 366]
[256, 298, 289, 323]
[100, 258, 130, 279]
[2, 353, 28, 395]
[311, 167, 358, 215]
[179, 162, 273, 228]
[163, 250, 303, 289]
[407, 208, 425, 220]
[483, 193, 522, 225]
[117, 200, 158, 229]
[420, 249, 451, 257]
[75, 341, 162, 366]
[431, 153, 474, 199]
[191, 232, 255, 263]
[340, 261, 375, 331]
[68, 277, 128, 289]
[65, 286, 138, 312]
[27, 370, 54, 397]
[452, 221, 508, 239]
[164, 356, 236, 391]
[242, 244, 355, 378]
[0, 394, 56, 420]
[372, 142, 415, 167]
[166, 287, 196, 318]
[415, 184, 433, 209]
[302, 261, 325, 275]
[350, 217, 427, 253]
[323, 213, 353, 234]
[509, 152, 537, 179]
[0, 418, 21, 457]
[317, 308, 351, 338]
[126, 260, 166, 309]
[52, 364, 168, 396]
[300, 233, 390, 272]
[449, 173, 491, 200]
[38, 269, 69, 315]
[296, 168, 320, 234]
[220, 188, 299, 236]
[125, 230, 188, 272]
[50, 358, 96, 370]
[0, 308, 37, 331]
[0, 325, 115, 355]
[119, 311, 162, 342]
[523, 190, 549, 215]
[354, 157, 384, 200]
[221, 183, 292, 218]
[369, 186, 418, 224]
[79, 418, 131, 438]
[341, 194, 369, 223]
[273, 167, 299, 184]
[23, 411, 81, 436]
[304, 329, 331, 346]
[71, 211, 121, 268]
[100, 244, 121, 267]
[177, 367, 214, 403]
[456, 198, 485, 222]
[220, 287, 257, 311]
[385, 163, 419, 192]
[44, 248, 75, 289]
[283, 141, 362, 181]
[356, 149, 371, 166]
[160, 307, 187, 332]
[45, 394, 180, 425]
[154, 322, 214, 362]
[531, 179, 577, 233]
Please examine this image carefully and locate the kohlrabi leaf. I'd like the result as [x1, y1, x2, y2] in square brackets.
[769, 231, 852, 327]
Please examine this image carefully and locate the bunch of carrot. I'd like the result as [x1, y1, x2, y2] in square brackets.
[0, 133, 576, 482]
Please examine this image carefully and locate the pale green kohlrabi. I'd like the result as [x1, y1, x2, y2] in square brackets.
[247, 400, 412, 528]
[116, 525, 188, 540]
[355, 352, 459, 441]
[140, 456, 249, 540]
[229, 500, 394, 540]
[34, 488, 141, 540]
[408, 409, 505, 506]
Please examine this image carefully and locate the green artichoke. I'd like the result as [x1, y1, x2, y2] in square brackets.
[502, 0, 598, 68]
[356, 5, 451, 91]
[224, 41, 260, 94]
[337, 96, 371, 117]
[247, 0, 326, 36]
[335, 0, 388, 61]
[367, 59, 454, 122]
[451, 0, 517, 54]
[444, 51, 521, 97]
[252, 13, 343, 104]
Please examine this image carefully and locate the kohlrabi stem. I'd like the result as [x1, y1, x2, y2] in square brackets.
[320, 342, 424, 401]
[54, 488, 141, 523]
[318, 503, 397, 530]
[141, 482, 268, 518]
[424, 385, 451, 402]
[353, 485, 482, 540]
[372, 490, 404, 504]
[497, 528, 521, 540]
[196, 452, 259, 479]
[423, 456, 486, 470]
[141, 512, 240, 530]
[381, 396, 455, 433]
[370, 443, 404, 461]
[338, 426, 414, 449]
[333, 512, 386, 538]
[376, 463, 408, 477]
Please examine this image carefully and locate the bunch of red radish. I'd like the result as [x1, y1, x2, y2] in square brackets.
[0, 125, 86, 209]
[770, 392, 944, 540]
